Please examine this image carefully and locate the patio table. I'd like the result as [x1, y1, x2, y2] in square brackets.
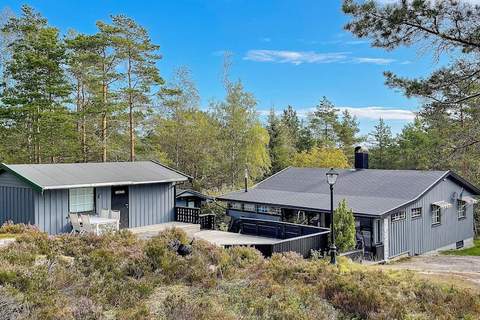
[89, 216, 119, 235]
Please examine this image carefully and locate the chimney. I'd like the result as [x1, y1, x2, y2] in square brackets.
[244, 168, 248, 192]
[354, 146, 369, 170]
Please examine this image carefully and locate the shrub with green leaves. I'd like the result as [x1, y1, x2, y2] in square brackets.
[333, 199, 356, 252]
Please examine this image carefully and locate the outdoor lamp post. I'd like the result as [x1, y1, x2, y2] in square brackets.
[326, 168, 339, 265]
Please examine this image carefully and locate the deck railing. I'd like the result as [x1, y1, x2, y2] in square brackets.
[229, 218, 330, 257]
[175, 206, 215, 230]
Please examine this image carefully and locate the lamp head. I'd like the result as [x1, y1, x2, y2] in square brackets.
[326, 167, 338, 186]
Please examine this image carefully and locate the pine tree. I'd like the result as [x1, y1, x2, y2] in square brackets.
[1, 5, 73, 163]
[309, 96, 339, 147]
[336, 109, 362, 163]
[369, 118, 393, 169]
[267, 108, 295, 174]
[111, 15, 163, 161]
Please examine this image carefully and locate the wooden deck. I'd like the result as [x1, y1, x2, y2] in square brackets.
[194, 230, 279, 246]
[129, 222, 200, 239]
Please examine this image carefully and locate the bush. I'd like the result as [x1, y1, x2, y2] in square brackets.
[0, 223, 479, 319]
[0, 221, 38, 234]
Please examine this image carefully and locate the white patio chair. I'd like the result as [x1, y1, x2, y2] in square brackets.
[69, 213, 82, 234]
[80, 214, 95, 234]
[110, 210, 121, 231]
[100, 208, 110, 219]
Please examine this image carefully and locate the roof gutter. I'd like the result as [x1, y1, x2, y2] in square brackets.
[41, 177, 189, 190]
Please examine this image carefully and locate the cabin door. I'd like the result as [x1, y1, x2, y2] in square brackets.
[111, 186, 129, 228]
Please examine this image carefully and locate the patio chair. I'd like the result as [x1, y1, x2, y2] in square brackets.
[110, 210, 121, 230]
[69, 213, 82, 234]
[100, 208, 110, 219]
[110, 210, 120, 221]
[80, 214, 94, 234]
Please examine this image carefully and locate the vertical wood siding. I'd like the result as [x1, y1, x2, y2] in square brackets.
[389, 178, 474, 257]
[0, 186, 35, 225]
[128, 183, 175, 228]
[0, 172, 31, 188]
[95, 187, 111, 213]
[34, 189, 70, 234]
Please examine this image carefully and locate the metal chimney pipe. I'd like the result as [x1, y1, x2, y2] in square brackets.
[244, 168, 248, 192]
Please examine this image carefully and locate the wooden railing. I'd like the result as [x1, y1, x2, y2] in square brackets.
[229, 218, 330, 257]
[174, 206, 215, 230]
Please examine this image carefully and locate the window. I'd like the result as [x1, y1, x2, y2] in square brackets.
[391, 210, 406, 222]
[69, 188, 94, 213]
[432, 205, 441, 225]
[457, 200, 467, 219]
[411, 207, 422, 219]
[257, 205, 282, 215]
[229, 202, 242, 210]
[375, 219, 381, 244]
[243, 203, 256, 212]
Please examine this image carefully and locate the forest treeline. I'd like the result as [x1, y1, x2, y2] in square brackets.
[1, 2, 480, 193]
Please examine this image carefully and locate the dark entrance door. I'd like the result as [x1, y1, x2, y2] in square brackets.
[111, 186, 129, 228]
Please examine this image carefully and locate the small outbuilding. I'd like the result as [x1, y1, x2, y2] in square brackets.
[175, 189, 213, 208]
[0, 161, 190, 234]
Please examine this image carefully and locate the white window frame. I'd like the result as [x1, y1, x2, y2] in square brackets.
[257, 205, 282, 215]
[229, 202, 242, 210]
[243, 203, 256, 212]
[69, 187, 94, 213]
[457, 200, 467, 220]
[411, 207, 422, 219]
[431, 205, 441, 225]
[391, 210, 406, 222]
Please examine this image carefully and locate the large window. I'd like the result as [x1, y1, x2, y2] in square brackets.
[411, 207, 422, 219]
[243, 203, 256, 212]
[229, 202, 242, 210]
[431, 205, 441, 225]
[391, 210, 406, 222]
[457, 200, 467, 220]
[257, 205, 282, 215]
[69, 188, 94, 213]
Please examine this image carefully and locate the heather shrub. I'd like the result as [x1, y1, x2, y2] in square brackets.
[0, 223, 479, 319]
[0, 286, 27, 320]
[0, 221, 38, 234]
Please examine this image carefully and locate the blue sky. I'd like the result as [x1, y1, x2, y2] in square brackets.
[2, 0, 450, 134]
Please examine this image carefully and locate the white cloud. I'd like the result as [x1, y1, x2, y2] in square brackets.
[259, 106, 416, 121]
[244, 49, 398, 66]
[244, 50, 349, 65]
[352, 57, 396, 65]
[339, 106, 416, 121]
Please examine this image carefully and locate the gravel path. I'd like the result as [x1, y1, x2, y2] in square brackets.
[378, 255, 480, 289]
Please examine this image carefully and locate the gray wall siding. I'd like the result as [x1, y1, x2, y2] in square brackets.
[0, 186, 35, 225]
[96, 187, 111, 213]
[0, 172, 31, 188]
[34, 189, 70, 234]
[388, 178, 474, 257]
[128, 183, 175, 228]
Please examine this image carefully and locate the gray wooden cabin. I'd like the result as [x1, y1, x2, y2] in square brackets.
[0, 161, 189, 234]
[218, 150, 480, 261]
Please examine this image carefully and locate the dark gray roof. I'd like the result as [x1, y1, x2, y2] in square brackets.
[218, 167, 480, 216]
[0, 161, 189, 191]
[176, 189, 213, 200]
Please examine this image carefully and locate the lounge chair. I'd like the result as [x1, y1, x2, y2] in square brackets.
[80, 214, 94, 234]
[110, 210, 120, 230]
[69, 213, 82, 234]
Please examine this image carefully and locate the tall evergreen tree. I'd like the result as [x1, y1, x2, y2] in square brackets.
[281, 105, 301, 148]
[336, 109, 362, 162]
[309, 96, 339, 147]
[267, 108, 295, 174]
[1, 5, 73, 163]
[369, 118, 393, 169]
[111, 15, 163, 161]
